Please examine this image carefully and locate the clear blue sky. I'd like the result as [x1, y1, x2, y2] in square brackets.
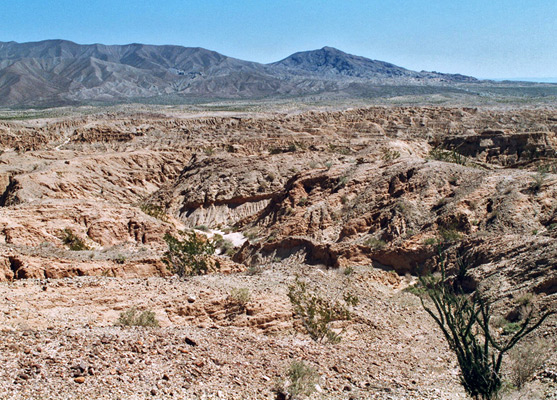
[2, 0, 556, 79]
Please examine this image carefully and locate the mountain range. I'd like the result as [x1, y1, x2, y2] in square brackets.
[0, 39, 481, 107]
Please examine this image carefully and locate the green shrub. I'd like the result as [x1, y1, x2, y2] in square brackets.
[439, 227, 461, 243]
[287, 277, 358, 343]
[213, 235, 236, 256]
[139, 203, 168, 221]
[428, 147, 467, 165]
[364, 237, 387, 250]
[117, 307, 159, 327]
[244, 229, 258, 241]
[194, 225, 210, 232]
[285, 361, 319, 399]
[227, 288, 251, 313]
[417, 256, 553, 400]
[343, 266, 354, 276]
[163, 232, 217, 276]
[530, 170, 546, 192]
[382, 148, 401, 161]
[62, 228, 90, 251]
[502, 322, 522, 335]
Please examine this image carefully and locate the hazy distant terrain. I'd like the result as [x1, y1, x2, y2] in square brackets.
[1, 39, 556, 108]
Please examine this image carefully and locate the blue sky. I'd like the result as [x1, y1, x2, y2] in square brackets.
[1, 0, 556, 79]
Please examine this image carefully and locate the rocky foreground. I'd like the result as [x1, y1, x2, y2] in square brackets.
[0, 106, 556, 399]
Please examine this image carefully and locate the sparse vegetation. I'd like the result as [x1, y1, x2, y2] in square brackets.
[244, 229, 258, 241]
[212, 234, 236, 256]
[287, 277, 358, 343]
[227, 288, 251, 313]
[140, 203, 168, 221]
[507, 339, 552, 389]
[343, 266, 354, 276]
[62, 228, 90, 251]
[333, 175, 348, 191]
[439, 227, 461, 243]
[382, 148, 401, 161]
[328, 144, 351, 155]
[428, 146, 467, 165]
[277, 361, 319, 400]
[246, 265, 263, 275]
[364, 237, 387, 250]
[116, 307, 159, 327]
[163, 231, 218, 276]
[417, 257, 553, 400]
[530, 170, 546, 192]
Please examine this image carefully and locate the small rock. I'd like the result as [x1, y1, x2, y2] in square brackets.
[162, 374, 170, 381]
[74, 376, 85, 384]
[150, 389, 157, 396]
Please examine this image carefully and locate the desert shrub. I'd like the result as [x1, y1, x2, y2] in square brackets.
[213, 235, 236, 256]
[328, 144, 351, 155]
[417, 257, 553, 400]
[507, 339, 552, 389]
[333, 175, 349, 191]
[382, 148, 401, 161]
[117, 307, 159, 327]
[227, 288, 251, 314]
[287, 277, 358, 343]
[429, 147, 467, 165]
[246, 265, 263, 276]
[244, 229, 258, 241]
[297, 197, 308, 207]
[139, 203, 168, 221]
[194, 225, 210, 232]
[364, 237, 387, 250]
[308, 161, 319, 169]
[283, 361, 319, 399]
[62, 228, 90, 251]
[530, 170, 546, 192]
[163, 232, 217, 276]
[502, 322, 522, 335]
[114, 254, 126, 264]
[343, 266, 354, 276]
[439, 227, 461, 243]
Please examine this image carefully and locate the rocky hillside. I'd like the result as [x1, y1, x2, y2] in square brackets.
[0, 106, 556, 399]
[0, 40, 484, 107]
[271, 46, 477, 83]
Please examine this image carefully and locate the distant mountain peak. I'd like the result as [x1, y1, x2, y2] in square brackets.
[0, 40, 478, 107]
